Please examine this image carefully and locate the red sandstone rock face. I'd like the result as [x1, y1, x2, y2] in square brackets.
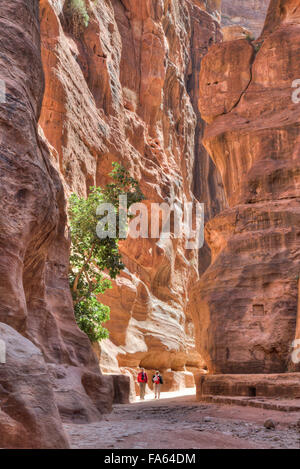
[0, 0, 298, 448]
[38, 0, 225, 393]
[221, 0, 270, 38]
[187, 2, 226, 276]
[197, 372, 300, 399]
[0, 0, 114, 448]
[221, 25, 254, 42]
[0, 323, 68, 448]
[194, 0, 300, 374]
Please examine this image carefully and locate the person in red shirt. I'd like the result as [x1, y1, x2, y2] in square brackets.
[152, 371, 163, 399]
[137, 368, 148, 400]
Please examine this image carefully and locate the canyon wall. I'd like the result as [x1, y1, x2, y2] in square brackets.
[221, 0, 270, 38]
[0, 0, 116, 449]
[193, 0, 300, 374]
[1, 0, 296, 449]
[0, 0, 225, 447]
[39, 0, 226, 394]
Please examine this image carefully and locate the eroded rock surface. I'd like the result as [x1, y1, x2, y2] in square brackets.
[0, 323, 68, 448]
[193, 0, 300, 374]
[39, 0, 226, 393]
[198, 373, 300, 399]
[2, 0, 298, 449]
[0, 0, 114, 448]
[221, 0, 270, 38]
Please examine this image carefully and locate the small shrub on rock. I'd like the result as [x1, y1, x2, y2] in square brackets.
[66, 0, 90, 37]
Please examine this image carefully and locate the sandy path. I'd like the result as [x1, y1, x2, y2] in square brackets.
[64, 392, 300, 449]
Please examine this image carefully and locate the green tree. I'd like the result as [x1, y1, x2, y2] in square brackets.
[69, 163, 144, 342]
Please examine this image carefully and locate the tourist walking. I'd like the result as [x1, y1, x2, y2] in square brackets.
[137, 368, 148, 400]
[152, 371, 163, 399]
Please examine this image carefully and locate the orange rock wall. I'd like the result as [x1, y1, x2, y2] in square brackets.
[0, 0, 116, 449]
[2, 0, 298, 448]
[0, 0, 298, 449]
[39, 0, 226, 390]
[221, 0, 270, 38]
[194, 0, 300, 374]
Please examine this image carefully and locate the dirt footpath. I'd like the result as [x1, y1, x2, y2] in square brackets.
[64, 395, 300, 449]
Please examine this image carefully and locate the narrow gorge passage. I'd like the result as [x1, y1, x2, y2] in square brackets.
[1, 0, 300, 451]
[65, 393, 300, 449]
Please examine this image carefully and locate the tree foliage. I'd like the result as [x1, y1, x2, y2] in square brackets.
[69, 163, 144, 342]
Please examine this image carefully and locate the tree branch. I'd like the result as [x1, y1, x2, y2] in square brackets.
[73, 243, 95, 293]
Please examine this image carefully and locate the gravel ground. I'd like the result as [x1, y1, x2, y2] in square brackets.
[64, 394, 300, 449]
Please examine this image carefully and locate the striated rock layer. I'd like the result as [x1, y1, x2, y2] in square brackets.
[197, 372, 300, 399]
[0, 323, 68, 448]
[221, 0, 270, 38]
[0, 0, 115, 448]
[39, 0, 225, 393]
[193, 0, 300, 375]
